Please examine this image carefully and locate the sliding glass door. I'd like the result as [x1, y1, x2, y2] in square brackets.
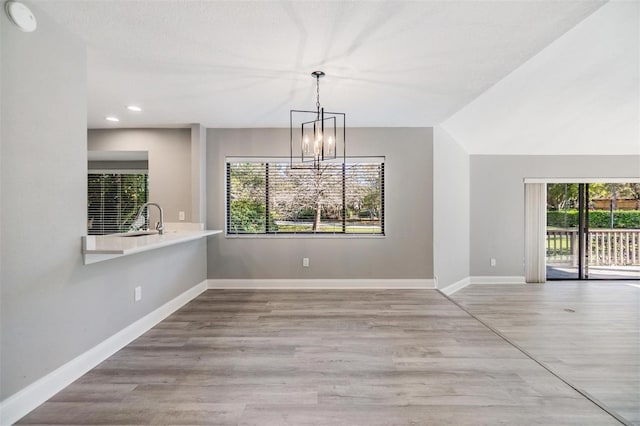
[546, 183, 582, 279]
[546, 183, 640, 280]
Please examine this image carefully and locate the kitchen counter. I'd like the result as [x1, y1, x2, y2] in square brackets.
[82, 229, 222, 264]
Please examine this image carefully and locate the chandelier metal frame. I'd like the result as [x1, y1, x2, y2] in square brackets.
[290, 71, 346, 170]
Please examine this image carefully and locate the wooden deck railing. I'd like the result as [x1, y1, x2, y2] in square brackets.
[547, 229, 640, 266]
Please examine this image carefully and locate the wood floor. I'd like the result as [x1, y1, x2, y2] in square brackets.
[451, 281, 639, 426]
[18, 290, 621, 425]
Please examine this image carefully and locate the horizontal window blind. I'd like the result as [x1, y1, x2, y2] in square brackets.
[88, 173, 148, 235]
[226, 159, 384, 235]
[345, 162, 384, 234]
[227, 162, 267, 233]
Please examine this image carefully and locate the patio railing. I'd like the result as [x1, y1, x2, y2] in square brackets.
[547, 229, 640, 266]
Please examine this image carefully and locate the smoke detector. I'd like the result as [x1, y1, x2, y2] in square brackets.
[5, 1, 37, 32]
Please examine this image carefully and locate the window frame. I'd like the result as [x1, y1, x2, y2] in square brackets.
[224, 156, 385, 239]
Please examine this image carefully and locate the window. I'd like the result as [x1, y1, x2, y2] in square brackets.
[88, 173, 148, 235]
[226, 158, 384, 235]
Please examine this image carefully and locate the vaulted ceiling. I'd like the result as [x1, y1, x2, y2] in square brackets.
[442, 0, 639, 155]
[33, 0, 606, 130]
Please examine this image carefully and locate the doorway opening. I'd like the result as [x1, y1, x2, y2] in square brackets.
[546, 183, 640, 280]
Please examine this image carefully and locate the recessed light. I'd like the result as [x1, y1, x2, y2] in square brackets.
[127, 105, 142, 112]
[105, 116, 120, 122]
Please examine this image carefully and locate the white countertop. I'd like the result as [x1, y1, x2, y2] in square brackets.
[82, 228, 222, 264]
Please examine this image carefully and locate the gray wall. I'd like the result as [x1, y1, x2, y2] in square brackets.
[88, 128, 192, 224]
[206, 127, 433, 279]
[1, 4, 206, 401]
[191, 124, 207, 223]
[470, 155, 640, 277]
[433, 127, 470, 288]
[88, 160, 149, 170]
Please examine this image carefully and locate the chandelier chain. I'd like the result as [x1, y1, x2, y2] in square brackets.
[316, 75, 321, 113]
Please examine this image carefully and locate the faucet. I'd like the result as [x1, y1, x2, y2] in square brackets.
[132, 202, 164, 235]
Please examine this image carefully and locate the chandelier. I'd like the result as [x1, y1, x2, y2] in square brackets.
[290, 71, 345, 169]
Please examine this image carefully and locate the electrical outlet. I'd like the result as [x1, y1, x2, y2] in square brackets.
[303, 257, 310, 267]
[134, 286, 142, 302]
[178, 211, 185, 221]
[490, 258, 497, 267]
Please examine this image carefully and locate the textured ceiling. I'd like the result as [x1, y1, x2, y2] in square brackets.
[32, 0, 605, 129]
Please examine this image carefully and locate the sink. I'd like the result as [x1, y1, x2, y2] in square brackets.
[119, 230, 158, 237]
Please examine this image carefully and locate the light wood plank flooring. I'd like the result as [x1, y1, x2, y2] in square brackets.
[18, 290, 621, 425]
[451, 281, 639, 425]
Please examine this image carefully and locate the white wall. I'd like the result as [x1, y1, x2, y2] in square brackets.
[443, 1, 639, 155]
[88, 128, 192, 224]
[206, 127, 434, 280]
[470, 155, 640, 277]
[433, 127, 469, 288]
[1, 2, 207, 405]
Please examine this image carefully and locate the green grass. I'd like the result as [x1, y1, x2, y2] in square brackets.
[273, 223, 382, 234]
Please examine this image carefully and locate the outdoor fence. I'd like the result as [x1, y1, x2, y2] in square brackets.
[547, 229, 640, 266]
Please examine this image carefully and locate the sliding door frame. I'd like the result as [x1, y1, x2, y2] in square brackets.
[576, 183, 589, 280]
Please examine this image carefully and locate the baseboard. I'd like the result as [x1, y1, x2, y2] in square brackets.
[0, 280, 208, 426]
[470, 276, 526, 285]
[208, 278, 436, 289]
[439, 276, 526, 296]
[439, 277, 471, 296]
